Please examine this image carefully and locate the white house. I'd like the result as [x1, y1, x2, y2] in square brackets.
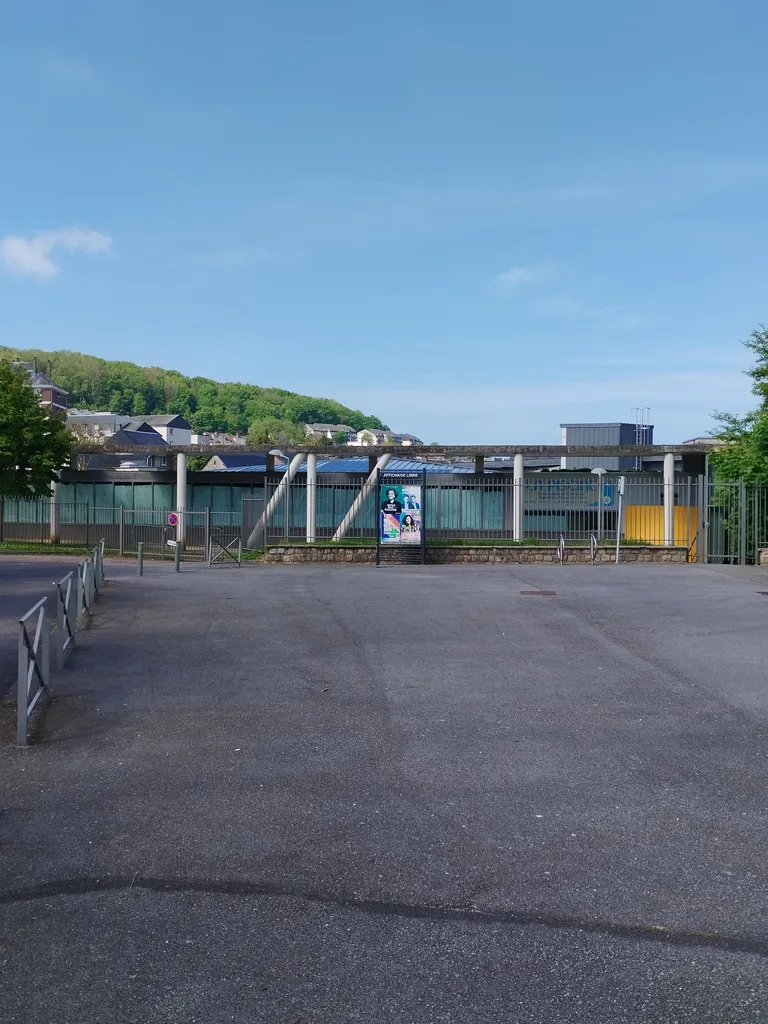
[348, 429, 423, 447]
[124, 414, 192, 445]
[304, 423, 356, 442]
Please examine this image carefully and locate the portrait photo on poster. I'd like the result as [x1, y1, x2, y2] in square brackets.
[379, 484, 422, 544]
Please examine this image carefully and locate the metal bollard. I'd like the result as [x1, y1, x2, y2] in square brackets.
[137, 542, 144, 577]
[174, 541, 181, 572]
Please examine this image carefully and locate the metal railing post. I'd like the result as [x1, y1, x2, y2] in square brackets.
[137, 542, 144, 576]
[174, 540, 181, 572]
[698, 474, 707, 563]
[204, 507, 211, 566]
[77, 561, 83, 625]
[739, 479, 747, 566]
[85, 500, 91, 548]
[17, 619, 27, 746]
[17, 598, 49, 747]
[119, 505, 125, 557]
[56, 581, 65, 670]
[55, 572, 76, 670]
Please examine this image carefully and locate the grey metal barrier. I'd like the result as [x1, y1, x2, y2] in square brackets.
[77, 556, 94, 626]
[208, 533, 243, 567]
[17, 597, 50, 746]
[17, 543, 110, 745]
[54, 570, 76, 670]
[557, 534, 565, 564]
[589, 533, 597, 565]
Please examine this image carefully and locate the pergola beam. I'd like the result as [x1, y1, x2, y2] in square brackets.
[74, 443, 712, 458]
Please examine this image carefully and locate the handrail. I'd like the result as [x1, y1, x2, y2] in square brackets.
[17, 597, 50, 746]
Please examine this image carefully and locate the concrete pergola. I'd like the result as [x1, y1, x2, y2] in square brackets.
[68, 442, 712, 548]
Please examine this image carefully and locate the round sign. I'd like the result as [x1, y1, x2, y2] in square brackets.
[167, 512, 179, 527]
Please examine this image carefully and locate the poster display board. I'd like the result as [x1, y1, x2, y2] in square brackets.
[379, 483, 422, 544]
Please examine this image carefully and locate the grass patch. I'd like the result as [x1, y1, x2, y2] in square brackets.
[242, 549, 265, 561]
[0, 541, 106, 556]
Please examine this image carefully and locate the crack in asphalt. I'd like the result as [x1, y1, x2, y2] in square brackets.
[1, 876, 765, 958]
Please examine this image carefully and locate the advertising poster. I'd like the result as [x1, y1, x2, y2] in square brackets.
[380, 484, 422, 544]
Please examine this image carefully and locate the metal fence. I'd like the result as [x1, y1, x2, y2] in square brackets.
[5, 477, 768, 564]
[705, 481, 768, 565]
[250, 473, 702, 548]
[0, 502, 242, 562]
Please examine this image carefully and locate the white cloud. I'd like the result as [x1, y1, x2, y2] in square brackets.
[490, 264, 549, 292]
[0, 227, 112, 280]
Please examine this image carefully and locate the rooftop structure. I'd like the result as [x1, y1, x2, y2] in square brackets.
[13, 359, 68, 416]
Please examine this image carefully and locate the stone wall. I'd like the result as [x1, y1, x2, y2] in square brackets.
[265, 545, 689, 565]
[759, 548, 768, 567]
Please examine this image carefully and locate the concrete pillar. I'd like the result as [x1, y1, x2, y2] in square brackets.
[247, 452, 305, 548]
[368, 455, 378, 474]
[306, 453, 317, 543]
[265, 453, 276, 473]
[663, 452, 675, 546]
[513, 453, 524, 541]
[333, 453, 392, 540]
[474, 455, 484, 474]
[176, 453, 187, 547]
[49, 481, 61, 545]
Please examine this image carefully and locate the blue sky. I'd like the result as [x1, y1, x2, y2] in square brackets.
[1, 0, 767, 443]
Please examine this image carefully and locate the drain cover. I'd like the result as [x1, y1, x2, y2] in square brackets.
[520, 590, 556, 596]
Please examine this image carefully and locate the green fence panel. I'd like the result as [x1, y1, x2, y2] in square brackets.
[114, 484, 135, 510]
[154, 483, 174, 509]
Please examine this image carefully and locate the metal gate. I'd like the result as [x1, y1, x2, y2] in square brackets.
[705, 481, 768, 565]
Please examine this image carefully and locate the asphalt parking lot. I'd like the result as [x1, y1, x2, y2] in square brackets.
[2, 560, 768, 1022]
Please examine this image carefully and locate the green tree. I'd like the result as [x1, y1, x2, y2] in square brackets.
[0, 361, 73, 497]
[247, 417, 308, 447]
[0, 346, 387, 436]
[710, 326, 768, 481]
[332, 430, 349, 445]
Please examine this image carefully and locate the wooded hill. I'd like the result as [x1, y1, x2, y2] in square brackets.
[0, 347, 387, 436]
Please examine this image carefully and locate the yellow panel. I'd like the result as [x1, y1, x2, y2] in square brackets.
[623, 506, 698, 560]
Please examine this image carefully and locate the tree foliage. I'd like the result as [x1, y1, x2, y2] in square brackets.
[0, 347, 388, 436]
[0, 361, 73, 497]
[332, 430, 349, 445]
[710, 326, 768, 481]
[246, 418, 312, 447]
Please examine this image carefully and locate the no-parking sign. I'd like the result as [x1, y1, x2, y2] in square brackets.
[167, 512, 179, 527]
